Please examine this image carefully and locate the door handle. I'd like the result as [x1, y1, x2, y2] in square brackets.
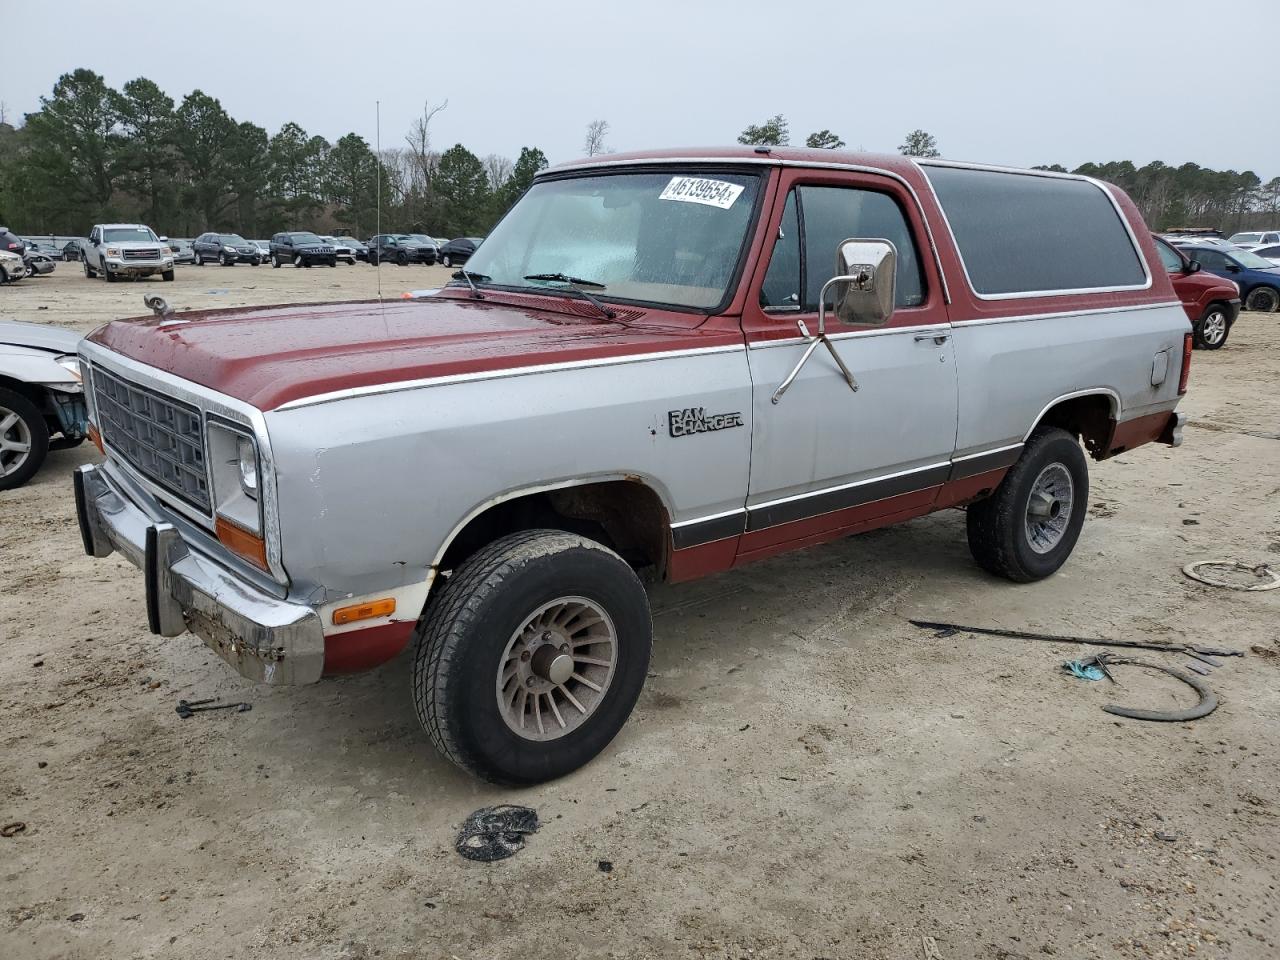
[914, 332, 951, 344]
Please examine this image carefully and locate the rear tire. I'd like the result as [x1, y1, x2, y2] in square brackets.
[272, 255, 281, 268]
[966, 426, 1089, 582]
[84, 259, 97, 279]
[442, 254, 452, 268]
[413, 529, 652, 785]
[0, 388, 50, 492]
[1193, 304, 1230, 349]
[1245, 285, 1279, 313]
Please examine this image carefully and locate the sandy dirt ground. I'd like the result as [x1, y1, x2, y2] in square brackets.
[1, 265, 1278, 960]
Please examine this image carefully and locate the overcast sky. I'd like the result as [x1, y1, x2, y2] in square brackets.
[7, 1, 1276, 177]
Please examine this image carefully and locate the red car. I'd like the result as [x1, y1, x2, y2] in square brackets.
[1155, 235, 1240, 349]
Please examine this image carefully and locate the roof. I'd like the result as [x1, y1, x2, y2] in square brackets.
[542, 146, 1091, 183]
[545, 145, 923, 178]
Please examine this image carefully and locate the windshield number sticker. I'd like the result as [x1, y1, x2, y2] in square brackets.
[659, 177, 744, 210]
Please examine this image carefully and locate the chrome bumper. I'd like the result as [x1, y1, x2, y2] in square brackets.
[74, 462, 325, 685]
[1159, 411, 1187, 448]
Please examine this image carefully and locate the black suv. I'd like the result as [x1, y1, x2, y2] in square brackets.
[193, 232, 262, 266]
[0, 226, 26, 257]
[367, 234, 436, 266]
[269, 232, 337, 268]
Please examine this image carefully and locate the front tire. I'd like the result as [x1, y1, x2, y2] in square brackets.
[1245, 285, 1279, 313]
[272, 254, 281, 268]
[965, 426, 1089, 583]
[294, 255, 304, 268]
[1193, 304, 1231, 349]
[162, 269, 174, 282]
[194, 252, 203, 266]
[413, 530, 652, 785]
[0, 388, 50, 491]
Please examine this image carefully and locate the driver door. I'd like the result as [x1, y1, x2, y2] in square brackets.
[738, 169, 958, 561]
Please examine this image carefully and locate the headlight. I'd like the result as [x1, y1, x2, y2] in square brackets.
[105, 247, 121, 257]
[206, 421, 262, 535]
[55, 354, 83, 383]
[224, 245, 236, 252]
[237, 434, 258, 498]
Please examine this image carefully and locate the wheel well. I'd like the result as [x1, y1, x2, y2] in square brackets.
[1033, 393, 1116, 460]
[0, 374, 46, 407]
[437, 480, 670, 580]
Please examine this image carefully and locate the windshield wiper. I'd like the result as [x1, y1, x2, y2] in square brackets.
[451, 269, 489, 299]
[522, 273, 616, 320]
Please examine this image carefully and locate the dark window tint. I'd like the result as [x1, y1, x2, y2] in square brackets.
[1191, 249, 1228, 271]
[1155, 238, 1183, 273]
[926, 166, 1146, 296]
[1265, 233, 1279, 244]
[798, 185, 925, 310]
[1255, 245, 1280, 258]
[760, 190, 801, 309]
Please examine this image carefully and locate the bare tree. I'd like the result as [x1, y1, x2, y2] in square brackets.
[404, 99, 448, 191]
[584, 119, 610, 157]
[483, 153, 514, 192]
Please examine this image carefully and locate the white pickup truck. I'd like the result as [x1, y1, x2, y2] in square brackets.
[74, 148, 1189, 784]
[83, 223, 174, 282]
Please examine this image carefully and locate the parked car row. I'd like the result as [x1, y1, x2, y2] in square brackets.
[5, 223, 483, 284]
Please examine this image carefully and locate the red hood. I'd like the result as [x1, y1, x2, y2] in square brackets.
[86, 293, 739, 410]
[1171, 268, 1238, 303]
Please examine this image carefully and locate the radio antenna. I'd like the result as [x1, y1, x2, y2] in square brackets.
[375, 99, 382, 304]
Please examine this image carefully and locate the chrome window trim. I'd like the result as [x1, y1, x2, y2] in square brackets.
[950, 301, 1183, 329]
[274, 343, 746, 411]
[79, 342, 287, 585]
[537, 155, 951, 305]
[913, 159, 1153, 301]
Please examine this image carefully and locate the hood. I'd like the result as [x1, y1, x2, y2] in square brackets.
[84, 293, 737, 411]
[0, 320, 83, 354]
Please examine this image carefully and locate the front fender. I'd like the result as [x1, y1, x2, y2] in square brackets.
[0, 344, 81, 390]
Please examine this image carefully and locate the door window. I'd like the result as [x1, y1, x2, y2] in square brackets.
[759, 185, 927, 314]
[1155, 238, 1183, 273]
[1194, 249, 1228, 271]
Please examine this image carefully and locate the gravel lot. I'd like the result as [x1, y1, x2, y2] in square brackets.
[2, 265, 1278, 960]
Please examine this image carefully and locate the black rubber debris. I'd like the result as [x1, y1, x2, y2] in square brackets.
[598, 860, 614, 873]
[455, 805, 539, 862]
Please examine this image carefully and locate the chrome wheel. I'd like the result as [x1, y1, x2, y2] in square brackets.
[496, 596, 618, 742]
[1024, 462, 1074, 554]
[0, 406, 34, 479]
[1201, 309, 1228, 346]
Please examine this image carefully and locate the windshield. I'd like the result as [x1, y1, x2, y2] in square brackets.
[290, 232, 322, 243]
[409, 235, 435, 244]
[1233, 249, 1276, 269]
[1229, 233, 1261, 244]
[219, 234, 246, 244]
[463, 170, 762, 310]
[103, 227, 159, 243]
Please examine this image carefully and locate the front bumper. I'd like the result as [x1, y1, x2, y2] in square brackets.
[105, 257, 173, 275]
[74, 462, 325, 685]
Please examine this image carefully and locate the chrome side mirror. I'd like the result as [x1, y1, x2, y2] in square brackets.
[819, 238, 898, 334]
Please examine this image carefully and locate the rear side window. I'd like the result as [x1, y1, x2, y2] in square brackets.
[925, 165, 1147, 297]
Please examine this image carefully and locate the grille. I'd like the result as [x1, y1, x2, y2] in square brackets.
[92, 366, 210, 511]
[123, 248, 161, 261]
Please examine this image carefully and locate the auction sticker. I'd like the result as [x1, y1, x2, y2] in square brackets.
[659, 176, 744, 210]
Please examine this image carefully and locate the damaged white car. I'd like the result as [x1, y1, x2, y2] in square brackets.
[0, 321, 88, 490]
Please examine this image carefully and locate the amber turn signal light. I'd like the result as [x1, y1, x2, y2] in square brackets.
[332, 597, 397, 626]
[88, 422, 104, 455]
[215, 516, 268, 570]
